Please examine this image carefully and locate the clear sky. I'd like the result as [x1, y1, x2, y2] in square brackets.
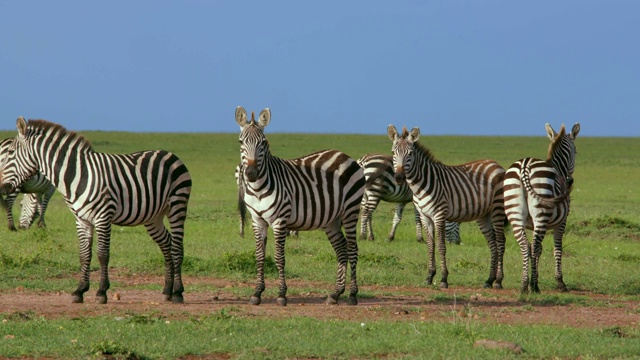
[1, 1, 638, 136]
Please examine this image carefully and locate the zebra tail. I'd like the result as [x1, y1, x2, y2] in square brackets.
[521, 168, 570, 209]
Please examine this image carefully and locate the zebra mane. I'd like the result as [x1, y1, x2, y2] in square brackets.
[411, 138, 441, 165]
[26, 119, 93, 152]
[546, 124, 566, 162]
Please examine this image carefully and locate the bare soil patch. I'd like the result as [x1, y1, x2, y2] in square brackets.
[1, 274, 638, 329]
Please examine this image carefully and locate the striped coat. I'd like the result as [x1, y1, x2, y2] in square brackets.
[504, 123, 580, 293]
[237, 107, 364, 306]
[0, 117, 191, 304]
[388, 125, 506, 289]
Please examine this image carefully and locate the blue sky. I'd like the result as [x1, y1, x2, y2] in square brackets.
[1, 1, 638, 136]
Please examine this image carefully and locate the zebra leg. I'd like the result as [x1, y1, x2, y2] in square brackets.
[512, 224, 531, 294]
[421, 216, 437, 285]
[38, 186, 55, 228]
[324, 224, 349, 305]
[553, 223, 568, 292]
[387, 203, 405, 242]
[146, 221, 178, 302]
[94, 221, 112, 304]
[344, 213, 359, 305]
[167, 197, 188, 303]
[435, 220, 449, 288]
[413, 207, 424, 243]
[250, 221, 269, 305]
[71, 219, 95, 303]
[4, 192, 18, 231]
[492, 217, 506, 289]
[477, 217, 499, 289]
[273, 226, 289, 306]
[360, 194, 378, 241]
[530, 227, 547, 293]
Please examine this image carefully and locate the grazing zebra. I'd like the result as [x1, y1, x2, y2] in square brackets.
[504, 123, 580, 293]
[388, 125, 507, 289]
[236, 106, 364, 306]
[357, 153, 461, 244]
[235, 163, 298, 238]
[0, 138, 56, 231]
[0, 117, 192, 304]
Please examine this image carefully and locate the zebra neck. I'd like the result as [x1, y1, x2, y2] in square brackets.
[549, 151, 570, 179]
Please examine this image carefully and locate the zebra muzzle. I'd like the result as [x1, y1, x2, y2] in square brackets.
[0, 183, 15, 195]
[394, 171, 405, 185]
[244, 164, 258, 182]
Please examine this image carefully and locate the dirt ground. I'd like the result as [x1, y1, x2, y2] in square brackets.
[1, 273, 638, 329]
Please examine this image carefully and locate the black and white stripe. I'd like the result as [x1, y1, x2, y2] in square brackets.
[236, 107, 364, 306]
[504, 123, 580, 293]
[0, 117, 192, 304]
[388, 125, 507, 289]
[0, 138, 56, 230]
[357, 153, 461, 244]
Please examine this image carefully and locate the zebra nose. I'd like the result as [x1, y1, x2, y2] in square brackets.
[394, 172, 405, 185]
[245, 164, 258, 182]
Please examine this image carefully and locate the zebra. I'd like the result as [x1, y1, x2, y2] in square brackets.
[236, 106, 364, 306]
[388, 125, 507, 289]
[0, 117, 192, 304]
[0, 138, 56, 231]
[235, 163, 298, 238]
[357, 153, 461, 244]
[504, 123, 580, 294]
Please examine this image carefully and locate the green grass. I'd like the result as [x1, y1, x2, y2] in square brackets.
[0, 130, 639, 358]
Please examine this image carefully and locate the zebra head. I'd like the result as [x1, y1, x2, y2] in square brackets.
[545, 123, 581, 180]
[387, 124, 420, 185]
[236, 106, 271, 183]
[0, 117, 39, 194]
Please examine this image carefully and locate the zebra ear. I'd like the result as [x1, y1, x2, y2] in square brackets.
[545, 123, 557, 141]
[258, 108, 271, 128]
[408, 128, 420, 142]
[235, 106, 248, 127]
[387, 124, 398, 141]
[16, 116, 27, 136]
[571, 123, 580, 139]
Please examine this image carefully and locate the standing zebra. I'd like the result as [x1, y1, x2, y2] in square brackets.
[236, 106, 364, 306]
[0, 138, 56, 231]
[388, 125, 506, 289]
[0, 117, 191, 304]
[504, 123, 580, 293]
[357, 153, 461, 244]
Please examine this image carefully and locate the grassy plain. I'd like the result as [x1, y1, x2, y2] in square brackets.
[0, 129, 639, 359]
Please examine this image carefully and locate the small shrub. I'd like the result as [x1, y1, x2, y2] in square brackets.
[219, 250, 277, 275]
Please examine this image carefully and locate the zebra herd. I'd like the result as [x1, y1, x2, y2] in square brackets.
[0, 110, 580, 306]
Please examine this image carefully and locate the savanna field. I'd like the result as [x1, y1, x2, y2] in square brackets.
[0, 129, 639, 359]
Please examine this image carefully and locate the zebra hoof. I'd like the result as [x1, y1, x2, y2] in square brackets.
[557, 283, 568, 292]
[249, 296, 261, 306]
[95, 295, 108, 304]
[71, 294, 84, 303]
[347, 295, 358, 306]
[324, 295, 338, 305]
[439, 282, 449, 289]
[276, 297, 287, 306]
[163, 294, 173, 302]
[483, 282, 493, 289]
[171, 294, 184, 304]
[493, 283, 503, 290]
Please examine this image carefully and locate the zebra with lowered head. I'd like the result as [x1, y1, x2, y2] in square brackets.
[0, 117, 192, 304]
[236, 106, 364, 306]
[504, 123, 580, 293]
[0, 137, 56, 231]
[357, 153, 461, 244]
[388, 125, 507, 289]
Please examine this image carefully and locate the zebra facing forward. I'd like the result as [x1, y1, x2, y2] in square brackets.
[357, 153, 461, 244]
[0, 138, 56, 231]
[236, 107, 364, 306]
[388, 125, 507, 289]
[0, 117, 191, 304]
[504, 123, 580, 293]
